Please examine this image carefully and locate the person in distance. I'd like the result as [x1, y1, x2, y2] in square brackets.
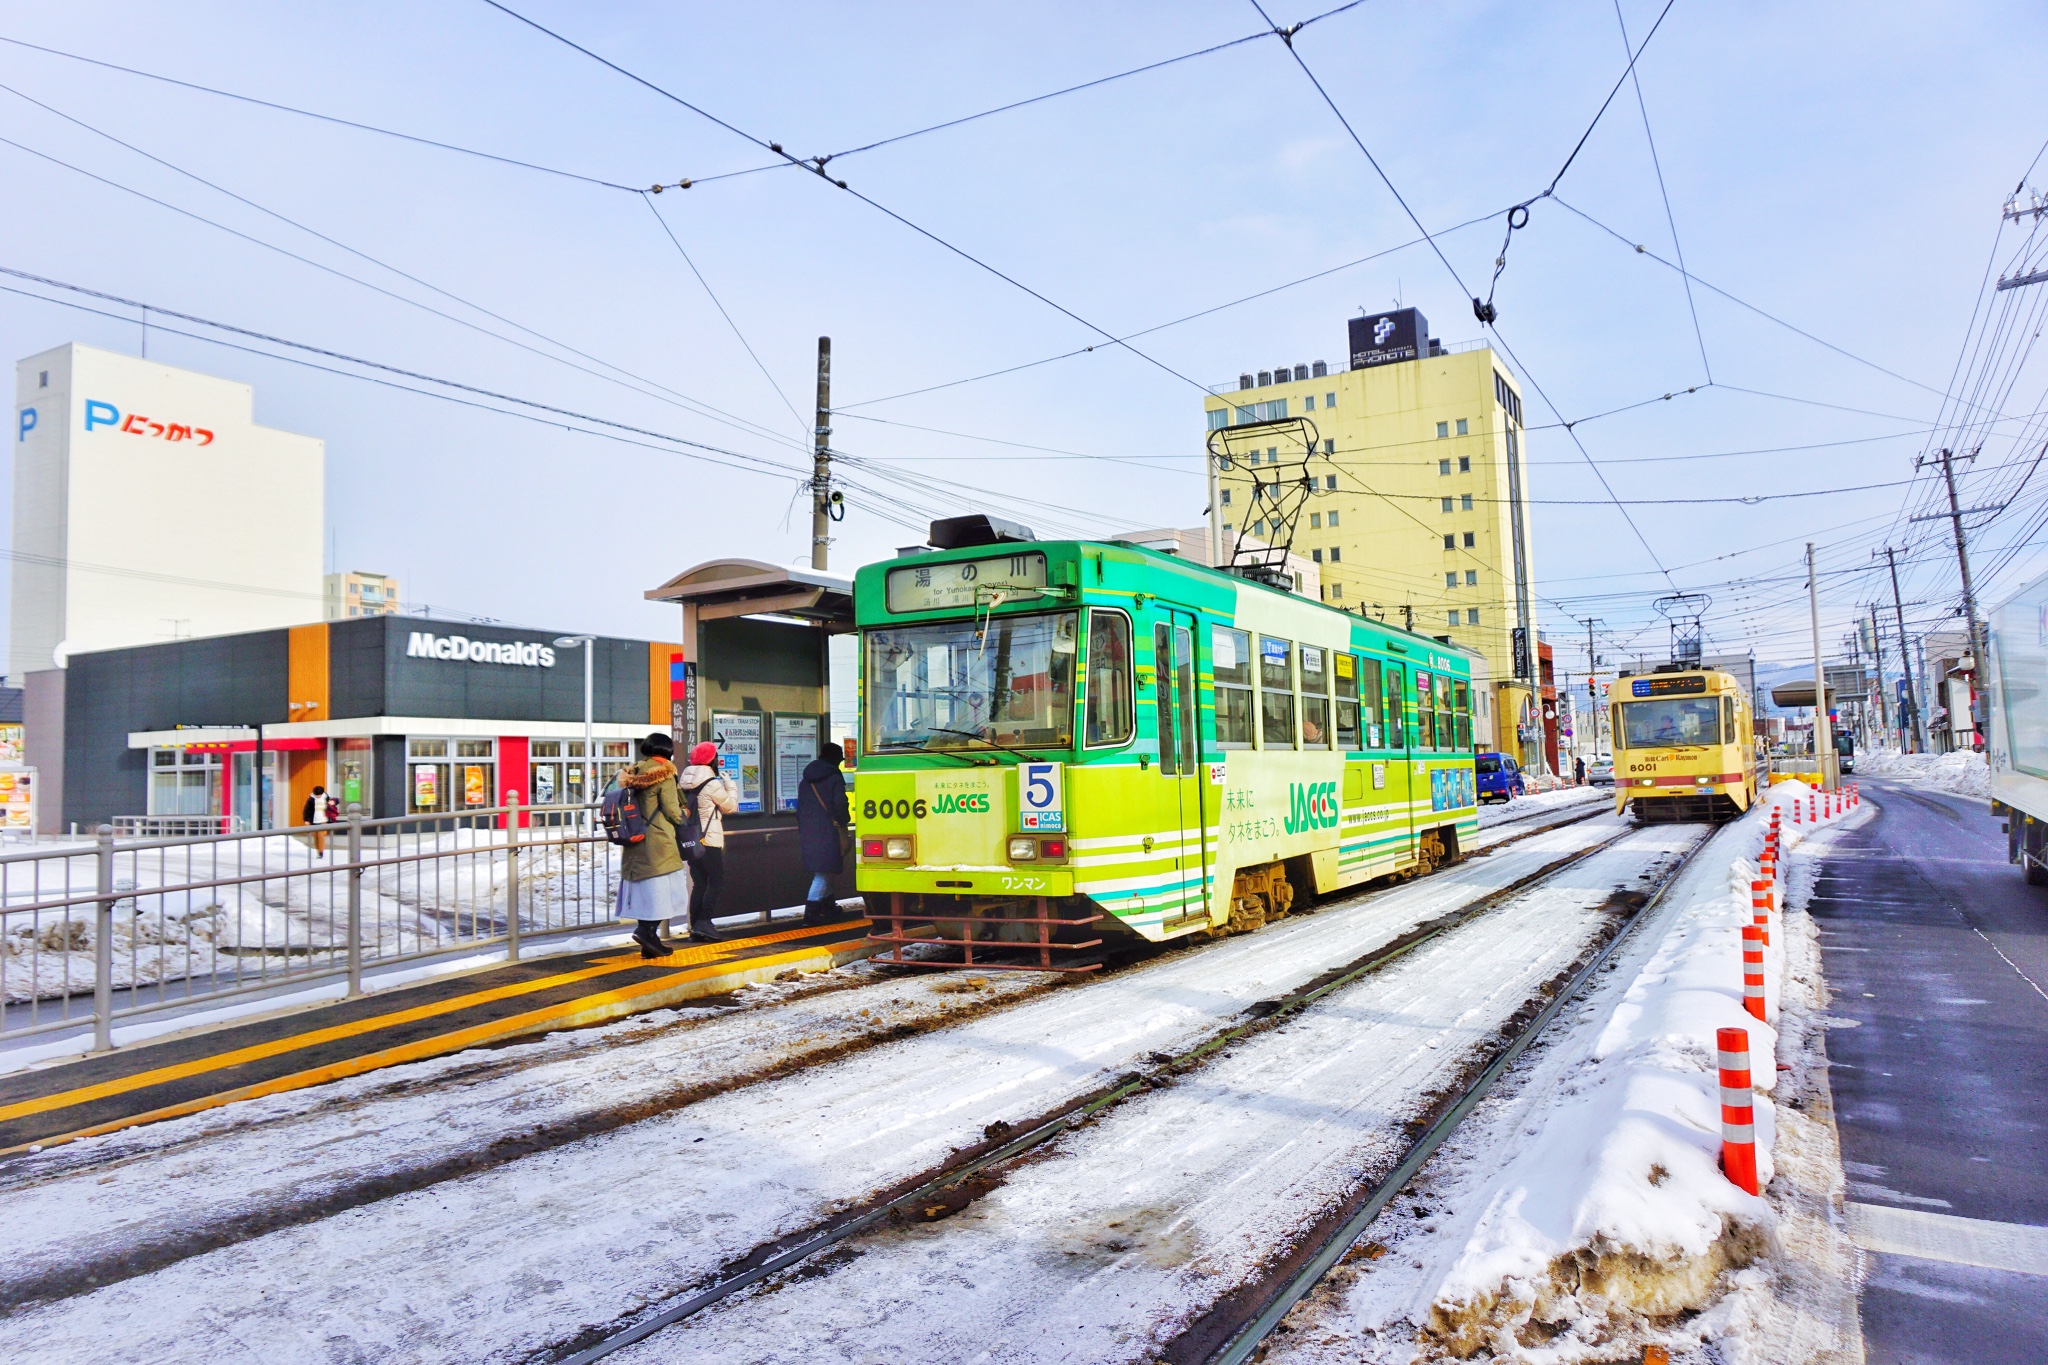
[797, 744, 851, 926]
[614, 732, 688, 957]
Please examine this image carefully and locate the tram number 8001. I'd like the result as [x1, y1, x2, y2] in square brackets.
[863, 798, 929, 820]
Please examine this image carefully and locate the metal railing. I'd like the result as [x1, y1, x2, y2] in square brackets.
[0, 796, 620, 1050]
[111, 815, 248, 838]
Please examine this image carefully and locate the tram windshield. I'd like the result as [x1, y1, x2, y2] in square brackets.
[864, 611, 1078, 752]
[1621, 697, 1723, 748]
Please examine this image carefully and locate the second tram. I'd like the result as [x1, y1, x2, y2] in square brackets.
[1610, 665, 1757, 823]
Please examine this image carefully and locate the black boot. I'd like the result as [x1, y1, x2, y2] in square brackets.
[803, 899, 832, 926]
[632, 922, 659, 958]
[687, 918, 719, 943]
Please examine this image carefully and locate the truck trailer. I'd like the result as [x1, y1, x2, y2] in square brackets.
[1984, 568, 2048, 883]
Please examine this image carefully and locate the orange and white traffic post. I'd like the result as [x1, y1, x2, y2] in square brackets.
[1718, 1026, 1760, 1195]
[1750, 879, 1773, 946]
[1741, 923, 1767, 1021]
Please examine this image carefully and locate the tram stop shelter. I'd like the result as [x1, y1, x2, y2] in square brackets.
[645, 560, 856, 917]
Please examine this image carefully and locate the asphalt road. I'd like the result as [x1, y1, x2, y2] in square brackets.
[1809, 778, 2048, 1363]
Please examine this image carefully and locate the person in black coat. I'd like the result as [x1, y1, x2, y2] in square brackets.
[798, 746, 850, 925]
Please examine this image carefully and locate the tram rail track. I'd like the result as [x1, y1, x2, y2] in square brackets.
[537, 819, 1672, 1365]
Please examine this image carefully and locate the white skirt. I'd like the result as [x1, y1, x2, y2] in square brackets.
[615, 867, 691, 921]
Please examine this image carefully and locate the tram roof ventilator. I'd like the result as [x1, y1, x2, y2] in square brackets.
[924, 513, 1038, 550]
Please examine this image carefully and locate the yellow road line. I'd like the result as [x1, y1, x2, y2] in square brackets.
[0, 922, 867, 1127]
[1, 940, 849, 1156]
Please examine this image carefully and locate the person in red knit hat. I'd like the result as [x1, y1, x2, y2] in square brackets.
[677, 740, 739, 940]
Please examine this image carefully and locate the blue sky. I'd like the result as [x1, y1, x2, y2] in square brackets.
[2, 1, 2044, 680]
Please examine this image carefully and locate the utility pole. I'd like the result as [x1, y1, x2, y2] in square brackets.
[1878, 547, 1925, 752]
[1577, 616, 1603, 756]
[1806, 542, 1836, 789]
[1915, 447, 1994, 672]
[1868, 604, 1892, 745]
[811, 337, 832, 571]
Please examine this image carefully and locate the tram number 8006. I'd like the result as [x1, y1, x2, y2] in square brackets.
[863, 798, 929, 820]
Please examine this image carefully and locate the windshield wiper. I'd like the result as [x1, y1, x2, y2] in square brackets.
[925, 727, 1042, 764]
[907, 738, 999, 767]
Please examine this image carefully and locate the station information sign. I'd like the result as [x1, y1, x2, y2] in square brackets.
[886, 552, 1048, 613]
[1631, 675, 1707, 697]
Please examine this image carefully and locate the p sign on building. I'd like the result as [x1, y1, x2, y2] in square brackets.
[11, 343, 324, 679]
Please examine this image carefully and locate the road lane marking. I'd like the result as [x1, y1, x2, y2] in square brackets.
[1848, 1202, 2048, 1274]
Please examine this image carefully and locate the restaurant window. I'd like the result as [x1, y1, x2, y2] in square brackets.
[1334, 652, 1360, 749]
[1212, 626, 1254, 747]
[409, 736, 496, 813]
[149, 747, 222, 817]
[1259, 636, 1296, 748]
[1085, 610, 1135, 746]
[1300, 644, 1331, 748]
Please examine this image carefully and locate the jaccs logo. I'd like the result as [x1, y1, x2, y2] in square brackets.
[931, 792, 991, 814]
[1285, 781, 1339, 835]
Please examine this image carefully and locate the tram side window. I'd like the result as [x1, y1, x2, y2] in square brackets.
[1212, 626, 1254, 748]
[1084, 610, 1135, 746]
[1435, 678, 1455, 751]
[1454, 679, 1472, 749]
[1260, 636, 1296, 748]
[1722, 696, 1735, 745]
[1334, 652, 1361, 749]
[1415, 671, 1438, 748]
[1300, 645, 1331, 748]
[1360, 657, 1384, 747]
[1383, 664, 1406, 748]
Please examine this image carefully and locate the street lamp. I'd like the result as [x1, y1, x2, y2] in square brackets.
[553, 636, 596, 805]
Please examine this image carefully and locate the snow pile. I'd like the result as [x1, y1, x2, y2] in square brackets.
[1411, 782, 1857, 1360]
[1477, 786, 1606, 828]
[1854, 746, 1992, 797]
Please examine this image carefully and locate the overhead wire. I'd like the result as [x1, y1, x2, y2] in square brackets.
[1611, 0, 1708, 384]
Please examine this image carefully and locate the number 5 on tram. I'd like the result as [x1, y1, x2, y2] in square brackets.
[1609, 666, 1757, 823]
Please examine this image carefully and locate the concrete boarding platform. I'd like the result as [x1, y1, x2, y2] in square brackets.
[0, 917, 875, 1155]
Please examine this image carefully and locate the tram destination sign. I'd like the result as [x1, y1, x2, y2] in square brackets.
[887, 551, 1048, 613]
[1631, 674, 1707, 697]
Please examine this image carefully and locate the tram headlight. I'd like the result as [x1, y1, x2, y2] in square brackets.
[884, 836, 914, 861]
[1007, 836, 1039, 861]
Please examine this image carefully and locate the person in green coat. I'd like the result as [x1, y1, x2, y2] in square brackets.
[614, 731, 688, 957]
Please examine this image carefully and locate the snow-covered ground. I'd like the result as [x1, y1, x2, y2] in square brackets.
[1854, 745, 1992, 797]
[0, 816, 1631, 1365]
[1476, 786, 1607, 832]
[1267, 780, 1865, 1364]
[622, 826, 1698, 1364]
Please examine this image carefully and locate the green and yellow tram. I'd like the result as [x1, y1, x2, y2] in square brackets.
[1609, 665, 1757, 823]
[852, 519, 1481, 964]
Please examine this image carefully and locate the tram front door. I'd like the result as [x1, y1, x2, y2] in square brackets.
[1153, 613, 1210, 924]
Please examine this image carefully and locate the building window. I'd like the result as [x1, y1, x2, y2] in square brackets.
[1467, 608, 1480, 625]
[1331, 582, 1344, 599]
[1463, 532, 1475, 547]
[1267, 447, 1278, 461]
[1459, 456, 1471, 472]
[1437, 421, 1449, 439]
[1326, 392, 1336, 408]
[149, 747, 223, 817]
[1309, 512, 1321, 528]
[1220, 488, 1232, 506]
[1466, 570, 1478, 585]
[1443, 534, 1455, 550]
[1329, 546, 1341, 562]
[1324, 474, 1337, 489]
[1260, 400, 1288, 421]
[1461, 494, 1474, 510]
[1312, 548, 1324, 563]
[1259, 636, 1296, 749]
[1448, 611, 1460, 626]
[1445, 572, 1458, 588]
[1323, 440, 1335, 456]
[1085, 609, 1135, 746]
[1236, 406, 1256, 424]
[1457, 418, 1469, 435]
[1213, 626, 1254, 747]
[1326, 510, 1339, 526]
[1208, 408, 1229, 430]
[1303, 395, 1316, 411]
[1439, 459, 1452, 475]
[1441, 497, 1454, 513]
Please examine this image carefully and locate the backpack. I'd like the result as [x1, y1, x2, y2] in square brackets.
[674, 778, 714, 860]
[600, 780, 652, 846]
